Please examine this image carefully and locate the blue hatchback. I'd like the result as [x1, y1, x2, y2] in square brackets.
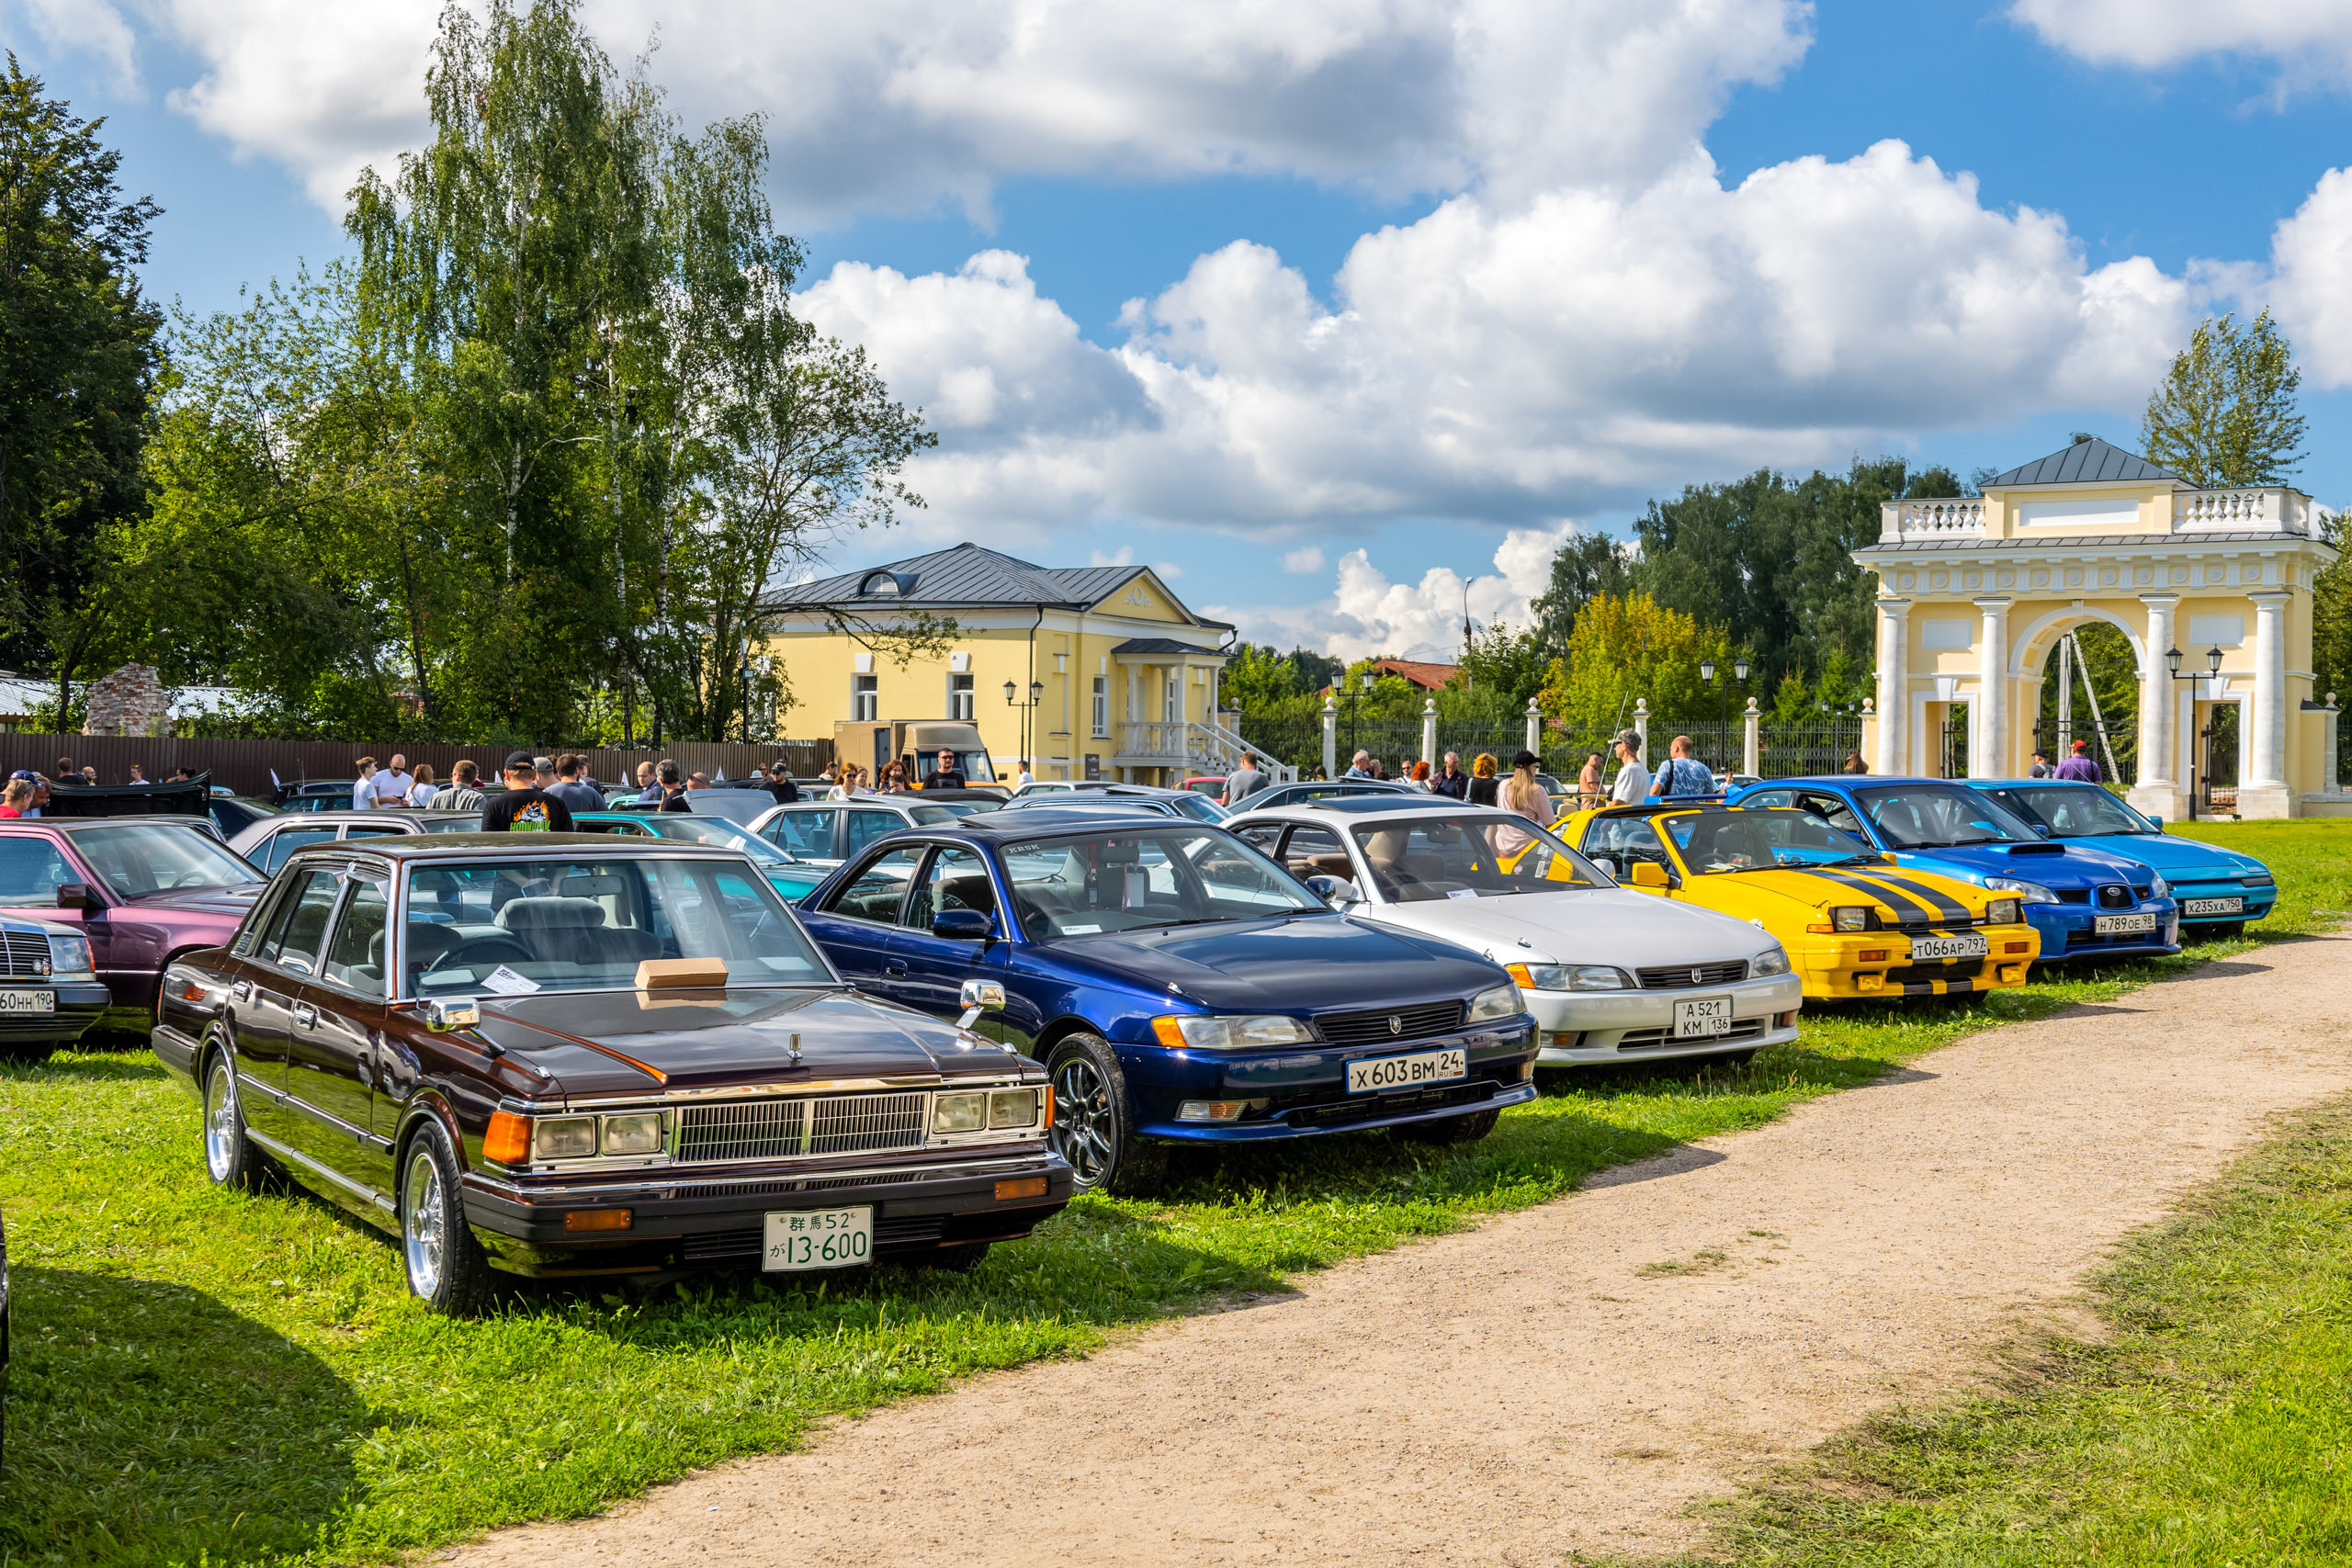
[1725, 777, 2180, 964]
[795, 808, 1537, 1193]
[1961, 780, 2276, 937]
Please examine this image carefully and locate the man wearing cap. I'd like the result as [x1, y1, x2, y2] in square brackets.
[764, 761, 801, 805]
[2028, 747, 2054, 778]
[1607, 731, 1650, 805]
[481, 751, 575, 832]
[2053, 739, 2101, 783]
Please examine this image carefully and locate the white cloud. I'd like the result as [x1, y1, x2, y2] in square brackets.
[1088, 546, 1135, 568]
[2267, 166, 2352, 385]
[1283, 546, 1327, 574]
[1209, 521, 1577, 661]
[128, 0, 1810, 223]
[8, 0, 141, 94]
[2010, 0, 2352, 82]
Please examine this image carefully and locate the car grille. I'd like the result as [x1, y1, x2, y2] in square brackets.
[1316, 999, 1465, 1046]
[1615, 1018, 1767, 1051]
[0, 930, 49, 978]
[680, 1213, 948, 1265]
[1883, 959, 1988, 988]
[1281, 1079, 1498, 1128]
[676, 1090, 930, 1164]
[1634, 961, 1748, 989]
[2096, 885, 2134, 908]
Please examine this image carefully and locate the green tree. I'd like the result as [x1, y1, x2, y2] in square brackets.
[2141, 310, 2306, 487]
[1451, 623, 1547, 707]
[0, 58, 163, 704]
[1537, 592, 1732, 734]
[1530, 530, 1632, 655]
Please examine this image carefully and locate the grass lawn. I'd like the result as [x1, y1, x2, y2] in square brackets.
[4, 822, 2348, 1565]
[1668, 1096, 2352, 1568]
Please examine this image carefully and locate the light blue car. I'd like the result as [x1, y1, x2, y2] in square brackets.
[1962, 780, 2276, 938]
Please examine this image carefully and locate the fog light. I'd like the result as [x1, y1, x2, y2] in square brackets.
[933, 1091, 988, 1133]
[1858, 948, 1890, 963]
[988, 1089, 1040, 1129]
[1178, 1100, 1250, 1122]
[1776, 1010, 1798, 1028]
[1541, 1030, 1584, 1051]
[2004, 941, 2030, 954]
[562, 1209, 631, 1232]
[2002, 964, 2028, 984]
[1518, 1061, 1533, 1081]
[995, 1175, 1049, 1201]
[1856, 974, 1883, 992]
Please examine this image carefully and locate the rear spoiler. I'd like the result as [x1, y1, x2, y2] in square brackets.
[43, 773, 213, 818]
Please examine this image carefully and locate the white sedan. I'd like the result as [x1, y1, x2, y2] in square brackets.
[1226, 799, 1804, 1066]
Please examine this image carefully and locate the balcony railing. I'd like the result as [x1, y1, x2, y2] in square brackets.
[1883, 486, 2319, 544]
[1115, 720, 1298, 782]
[2176, 487, 2302, 529]
[1890, 499, 1984, 540]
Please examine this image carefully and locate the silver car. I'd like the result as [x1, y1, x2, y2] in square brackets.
[229, 809, 485, 874]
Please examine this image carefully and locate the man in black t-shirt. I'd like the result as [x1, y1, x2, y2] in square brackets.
[765, 761, 801, 805]
[922, 748, 966, 790]
[481, 750, 576, 832]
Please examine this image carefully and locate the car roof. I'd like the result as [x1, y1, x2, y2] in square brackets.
[1967, 777, 2101, 788]
[259, 809, 469, 825]
[937, 806, 1225, 837]
[29, 814, 224, 831]
[1232, 795, 1475, 819]
[285, 832, 753, 863]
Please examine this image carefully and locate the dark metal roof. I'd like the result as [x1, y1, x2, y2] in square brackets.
[1856, 531, 2318, 555]
[764, 542, 1232, 627]
[1983, 438, 2179, 489]
[1109, 637, 1207, 655]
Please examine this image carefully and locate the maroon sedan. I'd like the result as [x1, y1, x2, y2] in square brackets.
[0, 818, 265, 1031]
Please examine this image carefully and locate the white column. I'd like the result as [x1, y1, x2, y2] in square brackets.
[1973, 597, 2010, 778]
[1320, 694, 1337, 779]
[1742, 697, 1761, 777]
[1420, 698, 1438, 765]
[2243, 591, 2292, 816]
[1523, 697, 1542, 759]
[2128, 595, 2181, 820]
[1632, 698, 1649, 761]
[1874, 598, 1909, 775]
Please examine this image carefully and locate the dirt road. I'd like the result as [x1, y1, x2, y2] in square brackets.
[441, 936, 2352, 1565]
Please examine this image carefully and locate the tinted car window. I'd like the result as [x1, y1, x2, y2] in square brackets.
[1279, 825, 1350, 879]
[828, 845, 926, 925]
[264, 869, 344, 976]
[345, 825, 406, 840]
[764, 807, 838, 858]
[1983, 785, 2151, 837]
[1664, 812, 1874, 874]
[322, 879, 390, 997]
[0, 836, 76, 905]
[908, 846, 993, 929]
[422, 815, 486, 832]
[1001, 829, 1320, 939]
[843, 809, 904, 855]
[263, 828, 340, 872]
[1852, 785, 2041, 848]
[1740, 788, 1795, 809]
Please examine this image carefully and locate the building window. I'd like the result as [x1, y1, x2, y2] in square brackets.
[852, 673, 878, 722]
[948, 671, 974, 721]
[1164, 670, 1181, 723]
[1091, 677, 1108, 738]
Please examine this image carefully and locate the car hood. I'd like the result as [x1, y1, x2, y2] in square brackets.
[1048, 913, 1503, 1014]
[1361, 887, 1772, 967]
[119, 884, 264, 919]
[2060, 833, 2265, 877]
[467, 986, 1018, 1098]
[1890, 840, 2148, 887]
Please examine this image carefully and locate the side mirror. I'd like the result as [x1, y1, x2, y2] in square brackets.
[55, 883, 94, 909]
[956, 977, 1006, 1032]
[2031, 823, 2053, 839]
[932, 908, 992, 941]
[1304, 874, 1360, 907]
[1628, 861, 1671, 890]
[419, 997, 481, 1032]
[2148, 816, 2164, 831]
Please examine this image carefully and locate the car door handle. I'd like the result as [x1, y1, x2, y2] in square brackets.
[292, 1003, 317, 1030]
[883, 964, 907, 978]
[231, 980, 254, 1003]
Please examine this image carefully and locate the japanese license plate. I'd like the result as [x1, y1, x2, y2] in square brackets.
[1346, 1047, 1468, 1094]
[2180, 897, 2244, 917]
[1911, 933, 1988, 961]
[1672, 997, 1735, 1038]
[0, 990, 55, 1013]
[2095, 912, 2158, 935]
[762, 1205, 873, 1271]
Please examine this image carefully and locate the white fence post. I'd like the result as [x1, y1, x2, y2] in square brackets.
[1743, 697, 1761, 778]
[1523, 698, 1541, 758]
[1321, 694, 1338, 779]
[1634, 698, 1649, 762]
[1421, 698, 1438, 766]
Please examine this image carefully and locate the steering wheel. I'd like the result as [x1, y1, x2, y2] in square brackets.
[423, 936, 535, 976]
[160, 870, 213, 889]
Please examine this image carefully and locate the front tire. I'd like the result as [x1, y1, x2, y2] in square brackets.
[399, 1122, 496, 1316]
[1046, 1032, 1166, 1196]
[201, 1048, 270, 1192]
[1393, 1107, 1501, 1146]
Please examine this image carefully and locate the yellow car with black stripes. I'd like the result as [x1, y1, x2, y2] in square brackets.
[1557, 802, 2041, 998]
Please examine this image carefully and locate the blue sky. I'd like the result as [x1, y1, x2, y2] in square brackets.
[11, 0, 2352, 658]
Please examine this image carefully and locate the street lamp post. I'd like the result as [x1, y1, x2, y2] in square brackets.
[1003, 677, 1046, 773]
[1344, 671, 1373, 768]
[2164, 645, 2224, 820]
[1699, 657, 1748, 776]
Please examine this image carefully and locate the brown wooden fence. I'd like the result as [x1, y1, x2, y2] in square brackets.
[0, 733, 832, 799]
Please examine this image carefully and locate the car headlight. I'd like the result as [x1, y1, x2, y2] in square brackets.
[1748, 945, 1791, 978]
[44, 933, 93, 979]
[1505, 963, 1630, 990]
[1150, 1014, 1317, 1049]
[1466, 983, 1524, 1022]
[989, 1088, 1042, 1129]
[2243, 871, 2275, 887]
[933, 1090, 989, 1132]
[2148, 874, 2169, 899]
[1984, 876, 2059, 905]
[532, 1116, 598, 1159]
[1830, 905, 1871, 932]
[1983, 897, 2022, 925]
[599, 1111, 665, 1156]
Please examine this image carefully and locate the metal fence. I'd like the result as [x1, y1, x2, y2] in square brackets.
[1756, 721, 1864, 779]
[0, 732, 833, 799]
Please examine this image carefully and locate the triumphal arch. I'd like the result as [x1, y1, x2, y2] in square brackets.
[1853, 438, 2344, 819]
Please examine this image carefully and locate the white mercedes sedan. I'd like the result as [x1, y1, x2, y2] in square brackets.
[1226, 798, 1804, 1067]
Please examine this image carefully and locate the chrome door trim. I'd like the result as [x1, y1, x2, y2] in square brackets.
[248, 1126, 394, 1213]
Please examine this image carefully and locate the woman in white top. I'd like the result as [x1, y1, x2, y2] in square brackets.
[1492, 749, 1557, 856]
[826, 763, 872, 801]
[407, 763, 438, 808]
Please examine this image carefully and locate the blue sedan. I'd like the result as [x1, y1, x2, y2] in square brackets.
[795, 808, 1537, 1193]
[1961, 780, 2276, 938]
[1725, 777, 2180, 964]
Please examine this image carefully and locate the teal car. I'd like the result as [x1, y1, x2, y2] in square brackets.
[1962, 780, 2275, 938]
[569, 811, 828, 903]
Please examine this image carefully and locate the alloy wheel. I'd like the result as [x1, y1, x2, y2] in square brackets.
[1052, 1055, 1114, 1185]
[203, 1061, 239, 1182]
[402, 1147, 447, 1299]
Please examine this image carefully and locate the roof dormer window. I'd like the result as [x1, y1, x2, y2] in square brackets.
[860, 570, 903, 597]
